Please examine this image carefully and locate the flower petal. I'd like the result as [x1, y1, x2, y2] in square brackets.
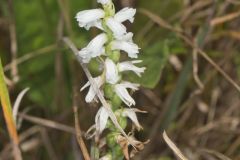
[78, 33, 107, 63]
[122, 108, 147, 130]
[80, 76, 104, 103]
[114, 82, 139, 106]
[105, 58, 119, 84]
[119, 60, 146, 77]
[95, 107, 109, 134]
[84, 20, 103, 30]
[115, 7, 136, 23]
[87, 33, 108, 57]
[116, 32, 133, 42]
[111, 40, 139, 58]
[106, 18, 127, 37]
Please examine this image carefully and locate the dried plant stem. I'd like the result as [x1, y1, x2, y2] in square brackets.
[210, 10, 240, 26]
[18, 113, 76, 134]
[73, 106, 91, 160]
[192, 49, 204, 92]
[7, 0, 19, 83]
[71, 65, 91, 160]
[163, 131, 188, 160]
[4, 45, 56, 72]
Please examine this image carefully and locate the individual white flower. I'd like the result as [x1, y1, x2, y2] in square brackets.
[111, 40, 140, 58]
[80, 76, 104, 103]
[78, 33, 107, 63]
[86, 33, 107, 57]
[106, 17, 127, 37]
[105, 58, 120, 84]
[76, 9, 105, 29]
[116, 32, 133, 42]
[97, 0, 111, 5]
[122, 108, 147, 131]
[118, 60, 146, 77]
[114, 81, 139, 106]
[115, 7, 136, 23]
[95, 106, 109, 134]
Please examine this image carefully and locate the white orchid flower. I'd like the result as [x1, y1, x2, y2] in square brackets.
[114, 81, 139, 106]
[105, 58, 120, 84]
[122, 108, 147, 130]
[95, 106, 109, 134]
[106, 17, 127, 37]
[76, 9, 105, 29]
[115, 7, 136, 23]
[111, 40, 140, 58]
[118, 60, 146, 77]
[97, 0, 111, 5]
[78, 33, 107, 63]
[80, 76, 104, 103]
[116, 32, 133, 42]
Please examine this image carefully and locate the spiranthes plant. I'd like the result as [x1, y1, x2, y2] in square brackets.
[75, 0, 148, 159]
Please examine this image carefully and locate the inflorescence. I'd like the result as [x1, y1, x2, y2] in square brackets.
[76, 0, 147, 159]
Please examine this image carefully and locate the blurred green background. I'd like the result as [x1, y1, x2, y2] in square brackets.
[1, 0, 240, 159]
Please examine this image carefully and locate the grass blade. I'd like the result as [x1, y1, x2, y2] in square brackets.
[0, 57, 22, 160]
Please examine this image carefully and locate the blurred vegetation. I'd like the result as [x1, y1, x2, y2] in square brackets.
[1, 0, 240, 159]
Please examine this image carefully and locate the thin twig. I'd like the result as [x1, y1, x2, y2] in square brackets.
[163, 131, 189, 160]
[57, 0, 73, 37]
[4, 45, 56, 72]
[192, 49, 204, 93]
[54, 15, 66, 109]
[7, 0, 19, 83]
[71, 58, 91, 160]
[18, 113, 76, 134]
[73, 105, 91, 160]
[210, 10, 240, 26]
[198, 148, 232, 160]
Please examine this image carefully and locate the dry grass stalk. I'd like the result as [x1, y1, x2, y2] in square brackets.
[163, 131, 189, 160]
